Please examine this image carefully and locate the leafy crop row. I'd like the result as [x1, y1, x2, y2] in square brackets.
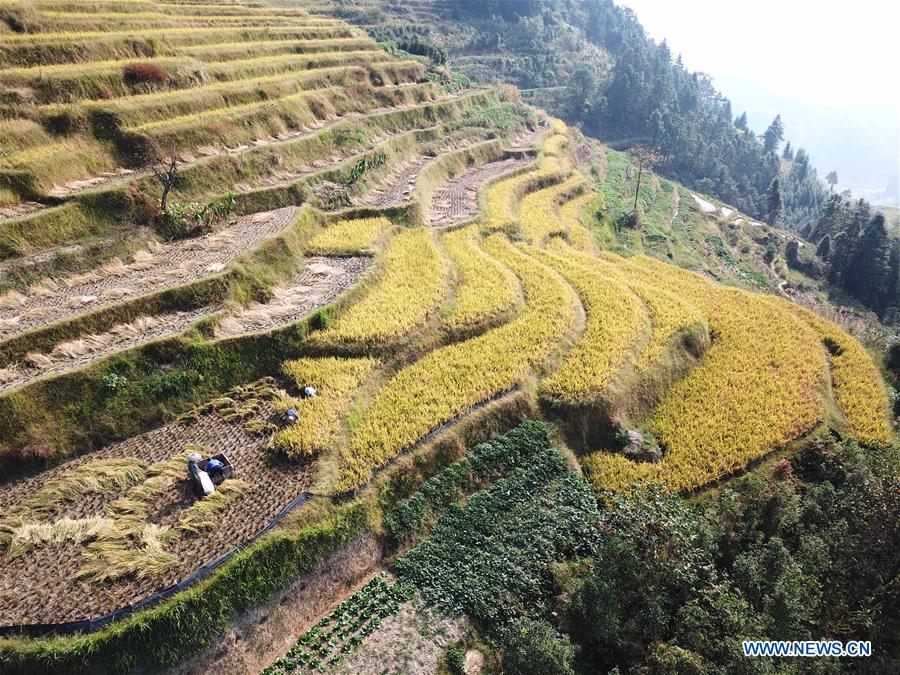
[336, 235, 575, 490]
[263, 574, 413, 675]
[385, 421, 551, 545]
[312, 228, 447, 348]
[440, 224, 519, 332]
[395, 423, 601, 632]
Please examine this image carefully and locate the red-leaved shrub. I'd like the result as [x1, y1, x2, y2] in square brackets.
[123, 62, 168, 86]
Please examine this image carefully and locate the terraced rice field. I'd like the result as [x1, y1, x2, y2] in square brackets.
[0, 0, 432, 212]
[0, 306, 214, 394]
[0, 3, 893, 656]
[0, 207, 298, 340]
[428, 157, 531, 226]
[215, 256, 370, 338]
[0, 382, 315, 624]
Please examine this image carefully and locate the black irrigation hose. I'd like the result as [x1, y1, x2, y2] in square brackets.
[0, 386, 519, 637]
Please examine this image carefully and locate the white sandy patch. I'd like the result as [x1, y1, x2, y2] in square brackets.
[720, 206, 734, 218]
[691, 193, 717, 213]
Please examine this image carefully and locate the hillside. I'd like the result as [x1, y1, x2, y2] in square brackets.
[0, 1, 895, 674]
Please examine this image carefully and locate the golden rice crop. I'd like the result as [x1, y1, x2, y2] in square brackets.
[1, 25, 348, 45]
[530, 245, 645, 403]
[69, 65, 363, 125]
[132, 84, 344, 132]
[204, 49, 390, 80]
[483, 161, 564, 232]
[587, 256, 830, 493]
[550, 242, 706, 372]
[337, 234, 575, 490]
[306, 216, 391, 255]
[313, 228, 447, 347]
[272, 357, 378, 458]
[559, 192, 596, 252]
[440, 225, 519, 331]
[767, 300, 892, 445]
[520, 174, 588, 245]
[541, 132, 569, 158]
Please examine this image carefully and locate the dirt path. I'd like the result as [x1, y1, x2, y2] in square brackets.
[573, 142, 592, 163]
[668, 188, 680, 229]
[215, 256, 370, 337]
[510, 128, 540, 149]
[328, 597, 464, 675]
[0, 306, 215, 394]
[168, 535, 384, 675]
[0, 201, 46, 225]
[0, 207, 299, 342]
[429, 157, 531, 226]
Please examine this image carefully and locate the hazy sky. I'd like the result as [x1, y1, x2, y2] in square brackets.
[616, 0, 899, 111]
[615, 0, 899, 201]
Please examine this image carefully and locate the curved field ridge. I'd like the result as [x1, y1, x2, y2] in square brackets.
[770, 300, 892, 445]
[529, 244, 645, 403]
[550, 241, 705, 373]
[520, 174, 588, 245]
[585, 255, 833, 493]
[440, 225, 519, 332]
[338, 234, 576, 491]
[312, 228, 447, 348]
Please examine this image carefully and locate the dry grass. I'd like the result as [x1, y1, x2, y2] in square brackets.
[79, 524, 178, 582]
[177, 479, 248, 533]
[21, 458, 146, 515]
[5, 516, 114, 558]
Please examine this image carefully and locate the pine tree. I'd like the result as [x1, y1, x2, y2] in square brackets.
[815, 234, 831, 259]
[826, 171, 838, 192]
[766, 178, 783, 224]
[763, 114, 784, 153]
[734, 111, 748, 130]
[852, 215, 893, 312]
[782, 142, 793, 160]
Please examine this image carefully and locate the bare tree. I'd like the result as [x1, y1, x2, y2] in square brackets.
[151, 147, 179, 213]
[629, 145, 663, 215]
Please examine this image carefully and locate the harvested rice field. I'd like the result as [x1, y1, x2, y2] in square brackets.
[0, 380, 316, 625]
[0, 207, 298, 340]
[428, 157, 532, 226]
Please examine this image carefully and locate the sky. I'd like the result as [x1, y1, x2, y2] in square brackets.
[615, 0, 900, 203]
